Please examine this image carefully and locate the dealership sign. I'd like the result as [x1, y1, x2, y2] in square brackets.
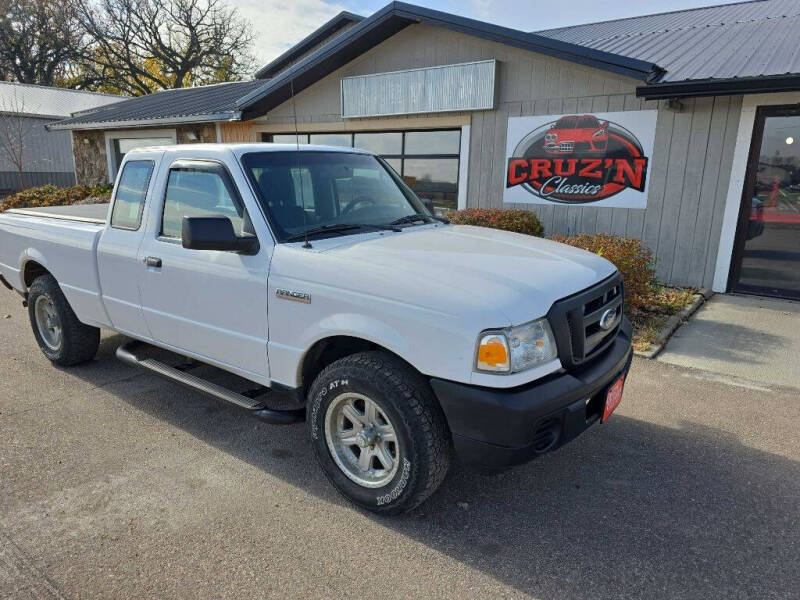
[504, 110, 657, 209]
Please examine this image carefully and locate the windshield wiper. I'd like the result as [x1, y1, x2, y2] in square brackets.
[390, 213, 450, 226]
[284, 223, 399, 242]
[390, 214, 434, 226]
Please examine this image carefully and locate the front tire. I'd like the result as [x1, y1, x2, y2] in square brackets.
[28, 274, 100, 366]
[308, 351, 450, 515]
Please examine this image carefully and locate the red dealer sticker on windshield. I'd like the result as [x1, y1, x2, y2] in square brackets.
[506, 114, 650, 204]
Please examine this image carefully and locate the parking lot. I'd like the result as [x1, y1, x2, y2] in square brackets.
[1, 289, 798, 600]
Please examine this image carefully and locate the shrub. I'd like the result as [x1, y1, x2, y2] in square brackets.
[551, 233, 656, 311]
[1, 183, 112, 213]
[446, 208, 544, 237]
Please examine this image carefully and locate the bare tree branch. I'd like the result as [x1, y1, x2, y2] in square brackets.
[0, 0, 88, 87]
[76, 0, 255, 96]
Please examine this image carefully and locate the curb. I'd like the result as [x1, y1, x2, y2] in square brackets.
[634, 288, 711, 359]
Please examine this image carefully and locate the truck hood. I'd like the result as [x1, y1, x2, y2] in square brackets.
[309, 224, 616, 325]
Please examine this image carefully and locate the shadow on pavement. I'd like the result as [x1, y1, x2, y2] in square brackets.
[62, 333, 799, 600]
[666, 320, 786, 365]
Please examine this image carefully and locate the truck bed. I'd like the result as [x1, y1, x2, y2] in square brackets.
[5, 203, 108, 224]
[0, 203, 110, 328]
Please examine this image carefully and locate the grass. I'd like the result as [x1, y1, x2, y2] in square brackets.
[629, 286, 699, 352]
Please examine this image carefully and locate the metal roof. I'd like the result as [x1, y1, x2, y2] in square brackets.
[0, 82, 123, 119]
[236, 2, 663, 119]
[536, 0, 800, 84]
[48, 80, 266, 130]
[253, 11, 364, 80]
[50, 0, 800, 130]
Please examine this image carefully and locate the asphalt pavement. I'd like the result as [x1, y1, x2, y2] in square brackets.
[1, 290, 798, 599]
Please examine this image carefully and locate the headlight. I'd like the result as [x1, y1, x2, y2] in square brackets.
[475, 318, 558, 374]
[592, 129, 605, 137]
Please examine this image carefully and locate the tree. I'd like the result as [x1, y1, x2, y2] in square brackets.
[77, 0, 255, 96]
[0, 92, 46, 189]
[0, 0, 87, 87]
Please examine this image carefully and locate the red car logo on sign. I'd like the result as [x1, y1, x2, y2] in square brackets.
[506, 114, 649, 204]
[543, 115, 609, 155]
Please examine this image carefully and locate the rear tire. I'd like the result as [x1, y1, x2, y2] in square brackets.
[308, 351, 450, 515]
[28, 274, 100, 366]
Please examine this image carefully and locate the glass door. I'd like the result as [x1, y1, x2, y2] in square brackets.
[730, 107, 800, 299]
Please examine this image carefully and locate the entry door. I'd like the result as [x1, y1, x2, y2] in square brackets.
[137, 159, 271, 380]
[730, 106, 800, 299]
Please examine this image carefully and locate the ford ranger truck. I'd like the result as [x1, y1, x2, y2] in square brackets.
[0, 143, 632, 514]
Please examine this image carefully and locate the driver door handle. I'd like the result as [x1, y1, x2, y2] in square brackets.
[144, 256, 162, 268]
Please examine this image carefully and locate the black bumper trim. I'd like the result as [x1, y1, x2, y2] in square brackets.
[430, 318, 633, 468]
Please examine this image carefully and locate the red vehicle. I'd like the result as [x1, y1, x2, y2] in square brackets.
[544, 115, 609, 155]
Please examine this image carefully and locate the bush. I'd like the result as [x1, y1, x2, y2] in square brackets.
[1, 183, 112, 213]
[551, 233, 656, 311]
[446, 208, 544, 237]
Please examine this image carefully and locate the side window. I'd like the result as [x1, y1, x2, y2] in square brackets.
[110, 160, 154, 230]
[161, 163, 245, 239]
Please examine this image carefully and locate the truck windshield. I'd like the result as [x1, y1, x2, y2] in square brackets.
[241, 151, 429, 241]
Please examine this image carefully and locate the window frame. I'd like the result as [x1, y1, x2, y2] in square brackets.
[109, 159, 155, 232]
[158, 158, 249, 243]
[262, 128, 462, 210]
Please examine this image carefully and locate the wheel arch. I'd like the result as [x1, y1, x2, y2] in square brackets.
[22, 258, 52, 290]
[299, 335, 424, 398]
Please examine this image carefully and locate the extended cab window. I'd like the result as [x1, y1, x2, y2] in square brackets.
[110, 160, 154, 230]
[161, 162, 245, 239]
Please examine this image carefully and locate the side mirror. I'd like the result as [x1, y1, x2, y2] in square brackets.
[421, 198, 435, 213]
[182, 216, 259, 254]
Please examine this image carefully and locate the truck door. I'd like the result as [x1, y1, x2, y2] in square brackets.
[97, 156, 158, 339]
[136, 157, 272, 382]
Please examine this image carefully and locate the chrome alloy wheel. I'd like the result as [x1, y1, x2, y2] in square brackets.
[324, 392, 400, 488]
[34, 295, 62, 351]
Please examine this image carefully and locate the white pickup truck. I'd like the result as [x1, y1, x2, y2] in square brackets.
[0, 143, 632, 514]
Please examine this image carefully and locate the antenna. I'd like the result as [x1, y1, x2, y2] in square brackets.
[291, 80, 311, 249]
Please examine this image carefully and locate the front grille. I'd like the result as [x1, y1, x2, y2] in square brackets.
[547, 273, 624, 370]
[558, 141, 574, 152]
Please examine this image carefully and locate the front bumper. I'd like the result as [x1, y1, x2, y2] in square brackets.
[430, 317, 633, 469]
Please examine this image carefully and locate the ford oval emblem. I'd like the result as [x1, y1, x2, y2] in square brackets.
[599, 308, 617, 330]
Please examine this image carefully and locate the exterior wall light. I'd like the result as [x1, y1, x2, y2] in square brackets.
[665, 98, 684, 112]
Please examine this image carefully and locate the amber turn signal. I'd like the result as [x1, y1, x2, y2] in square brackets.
[476, 334, 510, 372]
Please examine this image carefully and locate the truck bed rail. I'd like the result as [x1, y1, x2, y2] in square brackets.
[5, 203, 107, 224]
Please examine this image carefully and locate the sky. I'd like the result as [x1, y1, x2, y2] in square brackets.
[235, 0, 747, 66]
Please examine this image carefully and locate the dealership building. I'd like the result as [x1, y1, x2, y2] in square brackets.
[50, 0, 800, 299]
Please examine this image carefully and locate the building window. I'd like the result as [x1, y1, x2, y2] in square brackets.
[109, 135, 173, 179]
[262, 129, 461, 212]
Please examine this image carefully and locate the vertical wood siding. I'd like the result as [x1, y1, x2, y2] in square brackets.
[0, 116, 76, 174]
[0, 171, 75, 192]
[220, 122, 255, 143]
[253, 23, 743, 288]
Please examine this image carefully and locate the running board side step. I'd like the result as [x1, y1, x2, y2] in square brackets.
[116, 341, 304, 425]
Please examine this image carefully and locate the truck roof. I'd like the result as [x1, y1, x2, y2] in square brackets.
[125, 143, 372, 158]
